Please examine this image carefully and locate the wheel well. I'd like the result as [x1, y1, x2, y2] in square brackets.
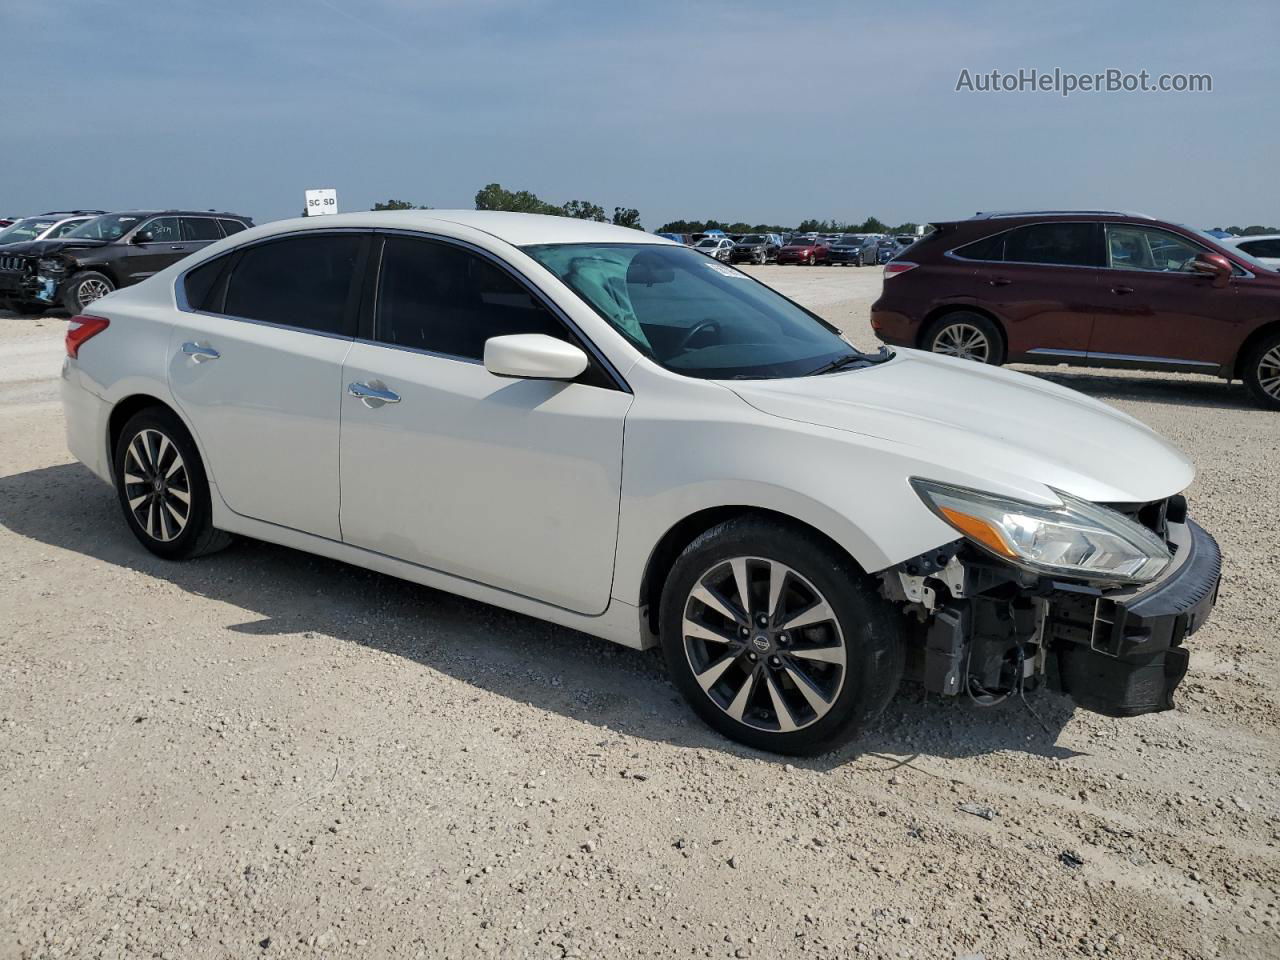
[107, 395, 174, 470]
[916, 304, 1008, 353]
[1233, 321, 1280, 380]
[70, 264, 120, 289]
[638, 506, 864, 636]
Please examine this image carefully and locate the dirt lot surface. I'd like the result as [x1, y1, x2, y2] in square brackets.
[2, 269, 1278, 960]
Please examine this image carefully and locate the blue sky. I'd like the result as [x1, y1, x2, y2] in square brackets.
[4, 0, 1277, 229]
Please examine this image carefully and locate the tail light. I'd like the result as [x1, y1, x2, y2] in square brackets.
[883, 261, 918, 279]
[66, 315, 109, 358]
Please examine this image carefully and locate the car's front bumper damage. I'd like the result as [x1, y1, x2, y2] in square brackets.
[883, 511, 1221, 719]
[0, 257, 63, 304]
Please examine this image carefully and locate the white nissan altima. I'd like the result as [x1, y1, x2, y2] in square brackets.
[60, 211, 1222, 754]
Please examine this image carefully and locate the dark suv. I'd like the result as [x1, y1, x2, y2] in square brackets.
[729, 234, 779, 264]
[0, 210, 252, 314]
[870, 210, 1280, 409]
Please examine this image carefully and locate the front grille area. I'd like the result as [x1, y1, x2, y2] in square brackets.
[0, 254, 31, 273]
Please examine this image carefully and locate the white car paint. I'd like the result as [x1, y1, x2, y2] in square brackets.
[60, 209, 1194, 651]
[1216, 234, 1280, 271]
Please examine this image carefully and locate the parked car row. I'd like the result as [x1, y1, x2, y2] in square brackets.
[0, 209, 252, 314]
[658, 230, 918, 267]
[870, 209, 1280, 410]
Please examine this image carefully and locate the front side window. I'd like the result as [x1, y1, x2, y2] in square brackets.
[0, 218, 55, 243]
[223, 234, 362, 335]
[139, 218, 181, 243]
[375, 237, 563, 359]
[1106, 224, 1204, 272]
[65, 214, 146, 241]
[181, 217, 222, 242]
[524, 242, 874, 379]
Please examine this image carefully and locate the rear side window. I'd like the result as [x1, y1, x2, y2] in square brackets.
[219, 219, 248, 236]
[375, 236, 564, 360]
[223, 234, 363, 335]
[954, 223, 1102, 266]
[181, 217, 222, 241]
[183, 255, 232, 312]
[1003, 222, 1101, 266]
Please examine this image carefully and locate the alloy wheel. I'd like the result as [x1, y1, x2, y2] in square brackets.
[932, 322, 991, 362]
[1257, 346, 1280, 400]
[77, 278, 112, 308]
[682, 557, 847, 733]
[122, 428, 191, 542]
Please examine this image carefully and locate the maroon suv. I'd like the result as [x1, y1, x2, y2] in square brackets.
[870, 211, 1280, 409]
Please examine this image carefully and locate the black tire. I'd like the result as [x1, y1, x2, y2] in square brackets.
[113, 406, 232, 560]
[659, 516, 904, 755]
[921, 311, 1006, 365]
[1241, 329, 1280, 410]
[61, 271, 115, 314]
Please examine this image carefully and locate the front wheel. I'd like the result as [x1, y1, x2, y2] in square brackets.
[805, 253, 816, 266]
[61, 271, 115, 313]
[659, 517, 904, 755]
[922, 312, 1006, 365]
[1242, 330, 1280, 410]
[113, 407, 232, 560]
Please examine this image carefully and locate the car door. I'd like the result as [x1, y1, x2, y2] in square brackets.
[168, 231, 369, 540]
[1088, 223, 1244, 370]
[338, 233, 632, 615]
[123, 216, 185, 283]
[962, 221, 1106, 359]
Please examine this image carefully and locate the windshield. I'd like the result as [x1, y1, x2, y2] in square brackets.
[66, 214, 145, 241]
[0, 218, 56, 244]
[694, 239, 719, 248]
[740, 235, 763, 244]
[523, 242, 885, 379]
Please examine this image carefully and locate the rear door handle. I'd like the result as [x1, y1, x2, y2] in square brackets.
[1111, 285, 1134, 295]
[348, 380, 401, 408]
[181, 341, 220, 363]
[988, 277, 1011, 286]
[170, 245, 187, 250]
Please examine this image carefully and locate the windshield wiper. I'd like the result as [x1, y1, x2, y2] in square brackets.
[805, 346, 893, 376]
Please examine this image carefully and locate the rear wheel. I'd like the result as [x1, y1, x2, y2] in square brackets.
[61, 271, 115, 313]
[659, 517, 903, 755]
[1242, 329, 1280, 410]
[923, 311, 1006, 365]
[113, 407, 231, 560]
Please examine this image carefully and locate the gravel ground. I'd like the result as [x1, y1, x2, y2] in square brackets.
[1, 268, 1277, 960]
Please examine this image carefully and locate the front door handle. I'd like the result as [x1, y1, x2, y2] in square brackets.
[1111, 285, 1134, 295]
[170, 245, 187, 250]
[348, 380, 401, 408]
[988, 277, 1011, 286]
[181, 341, 220, 363]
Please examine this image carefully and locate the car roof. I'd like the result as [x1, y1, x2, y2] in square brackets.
[95, 209, 251, 218]
[970, 209, 1157, 220]
[1218, 234, 1280, 244]
[258, 210, 671, 247]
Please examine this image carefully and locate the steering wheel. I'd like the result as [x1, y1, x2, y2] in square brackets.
[675, 319, 721, 353]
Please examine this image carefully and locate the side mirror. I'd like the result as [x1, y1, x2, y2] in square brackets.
[484, 334, 588, 381]
[1190, 252, 1232, 288]
[134, 230, 154, 244]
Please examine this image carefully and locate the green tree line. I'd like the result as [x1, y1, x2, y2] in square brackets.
[1211, 225, 1279, 236]
[365, 185, 644, 230]
[656, 216, 919, 235]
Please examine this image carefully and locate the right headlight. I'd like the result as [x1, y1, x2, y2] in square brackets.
[911, 479, 1172, 585]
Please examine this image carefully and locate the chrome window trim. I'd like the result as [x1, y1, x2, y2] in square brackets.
[173, 226, 632, 392]
[1026, 347, 1219, 368]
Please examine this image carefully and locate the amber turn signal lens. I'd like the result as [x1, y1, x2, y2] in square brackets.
[938, 506, 1017, 559]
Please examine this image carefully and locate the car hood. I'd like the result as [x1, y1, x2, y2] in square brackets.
[724, 348, 1194, 505]
[1, 238, 108, 257]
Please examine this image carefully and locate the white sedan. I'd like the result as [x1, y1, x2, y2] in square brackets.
[1215, 234, 1280, 271]
[60, 211, 1221, 754]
